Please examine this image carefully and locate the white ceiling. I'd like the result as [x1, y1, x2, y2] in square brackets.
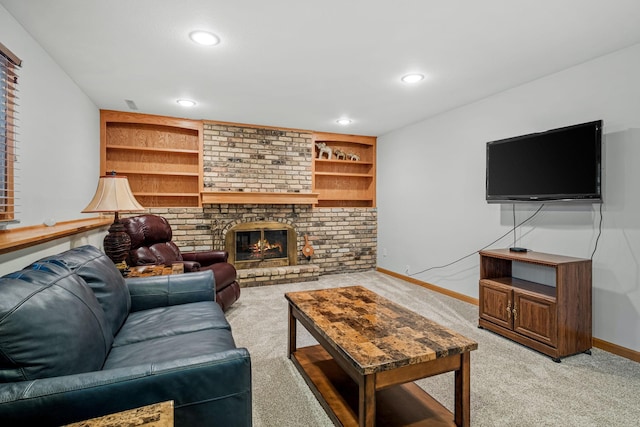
[3, 0, 640, 136]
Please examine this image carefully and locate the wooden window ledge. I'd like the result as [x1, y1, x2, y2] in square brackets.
[0, 217, 112, 255]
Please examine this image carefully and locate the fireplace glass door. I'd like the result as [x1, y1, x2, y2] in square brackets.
[235, 229, 288, 262]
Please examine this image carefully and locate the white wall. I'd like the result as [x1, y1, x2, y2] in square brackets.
[378, 43, 640, 352]
[1, 6, 100, 229]
[0, 6, 104, 273]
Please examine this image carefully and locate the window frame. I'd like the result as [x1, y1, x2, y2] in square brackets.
[1, 42, 21, 224]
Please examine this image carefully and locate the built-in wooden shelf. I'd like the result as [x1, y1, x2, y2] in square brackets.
[104, 145, 200, 154]
[101, 110, 204, 208]
[315, 171, 373, 178]
[100, 112, 377, 209]
[201, 191, 319, 205]
[113, 170, 200, 177]
[315, 159, 374, 166]
[0, 217, 112, 255]
[313, 132, 376, 208]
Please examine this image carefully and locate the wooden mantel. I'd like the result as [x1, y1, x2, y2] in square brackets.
[201, 191, 319, 205]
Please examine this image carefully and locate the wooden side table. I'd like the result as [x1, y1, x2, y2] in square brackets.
[65, 400, 174, 427]
[125, 263, 184, 278]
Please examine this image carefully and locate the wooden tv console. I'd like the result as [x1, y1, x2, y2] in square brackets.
[478, 249, 592, 362]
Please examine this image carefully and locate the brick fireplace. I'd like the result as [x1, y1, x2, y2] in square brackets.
[135, 120, 377, 287]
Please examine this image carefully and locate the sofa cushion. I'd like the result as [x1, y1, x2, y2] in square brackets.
[113, 301, 230, 347]
[103, 328, 237, 369]
[38, 245, 131, 335]
[126, 270, 215, 312]
[0, 262, 112, 382]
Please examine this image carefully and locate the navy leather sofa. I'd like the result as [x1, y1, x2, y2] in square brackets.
[0, 245, 251, 426]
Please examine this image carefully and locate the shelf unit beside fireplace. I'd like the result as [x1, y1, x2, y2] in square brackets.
[100, 110, 203, 208]
[312, 132, 376, 208]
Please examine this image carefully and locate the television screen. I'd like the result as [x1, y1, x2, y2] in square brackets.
[486, 120, 602, 203]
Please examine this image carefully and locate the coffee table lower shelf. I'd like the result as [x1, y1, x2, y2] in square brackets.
[291, 345, 456, 427]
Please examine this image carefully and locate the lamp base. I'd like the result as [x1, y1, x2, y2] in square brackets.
[103, 216, 131, 266]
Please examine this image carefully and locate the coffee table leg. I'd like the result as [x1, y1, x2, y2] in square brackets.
[359, 374, 376, 427]
[454, 351, 471, 427]
[287, 304, 296, 358]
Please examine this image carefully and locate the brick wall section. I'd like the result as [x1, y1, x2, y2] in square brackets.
[203, 122, 313, 193]
[144, 207, 214, 252]
[123, 121, 377, 282]
[140, 206, 377, 276]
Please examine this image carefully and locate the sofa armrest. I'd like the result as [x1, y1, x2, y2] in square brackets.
[0, 348, 251, 426]
[125, 270, 215, 312]
[182, 250, 229, 265]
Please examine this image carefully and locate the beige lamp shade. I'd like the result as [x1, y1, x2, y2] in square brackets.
[82, 174, 145, 213]
[82, 174, 144, 267]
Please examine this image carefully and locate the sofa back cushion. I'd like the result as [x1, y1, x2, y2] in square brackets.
[0, 262, 112, 382]
[37, 245, 131, 335]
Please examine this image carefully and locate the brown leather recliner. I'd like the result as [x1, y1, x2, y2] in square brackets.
[120, 214, 240, 311]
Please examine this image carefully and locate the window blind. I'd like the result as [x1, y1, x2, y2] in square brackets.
[0, 42, 21, 226]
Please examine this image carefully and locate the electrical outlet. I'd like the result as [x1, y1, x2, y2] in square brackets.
[382, 248, 388, 257]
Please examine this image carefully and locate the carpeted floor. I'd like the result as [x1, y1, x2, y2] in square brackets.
[225, 270, 640, 426]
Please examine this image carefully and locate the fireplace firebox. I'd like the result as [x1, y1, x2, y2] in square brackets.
[236, 229, 288, 262]
[226, 221, 297, 269]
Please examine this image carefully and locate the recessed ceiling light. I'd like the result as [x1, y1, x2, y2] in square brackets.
[189, 30, 220, 46]
[401, 73, 425, 84]
[177, 99, 196, 107]
[336, 118, 352, 125]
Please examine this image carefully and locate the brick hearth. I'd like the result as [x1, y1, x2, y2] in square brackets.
[237, 264, 320, 287]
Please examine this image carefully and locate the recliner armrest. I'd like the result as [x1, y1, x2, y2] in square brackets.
[182, 250, 229, 265]
[125, 270, 215, 312]
[180, 260, 201, 272]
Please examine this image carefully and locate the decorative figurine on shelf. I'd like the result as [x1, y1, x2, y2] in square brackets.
[347, 153, 360, 161]
[315, 142, 332, 159]
[334, 149, 346, 160]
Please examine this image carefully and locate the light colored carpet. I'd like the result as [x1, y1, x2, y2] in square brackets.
[225, 270, 640, 426]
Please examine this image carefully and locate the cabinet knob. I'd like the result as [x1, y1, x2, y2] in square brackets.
[513, 306, 517, 322]
[506, 301, 512, 319]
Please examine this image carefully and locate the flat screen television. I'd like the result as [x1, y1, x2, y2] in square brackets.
[486, 120, 602, 203]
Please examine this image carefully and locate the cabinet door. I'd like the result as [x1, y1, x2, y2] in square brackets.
[479, 280, 513, 329]
[513, 290, 557, 347]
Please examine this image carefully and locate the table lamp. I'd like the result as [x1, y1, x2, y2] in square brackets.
[82, 172, 145, 268]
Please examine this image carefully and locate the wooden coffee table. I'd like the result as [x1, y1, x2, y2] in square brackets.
[286, 286, 478, 427]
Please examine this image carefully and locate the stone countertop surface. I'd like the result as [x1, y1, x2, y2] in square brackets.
[65, 400, 174, 427]
[286, 285, 478, 375]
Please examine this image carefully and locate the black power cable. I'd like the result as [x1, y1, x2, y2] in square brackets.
[409, 204, 545, 277]
[591, 202, 603, 260]
[512, 203, 517, 248]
